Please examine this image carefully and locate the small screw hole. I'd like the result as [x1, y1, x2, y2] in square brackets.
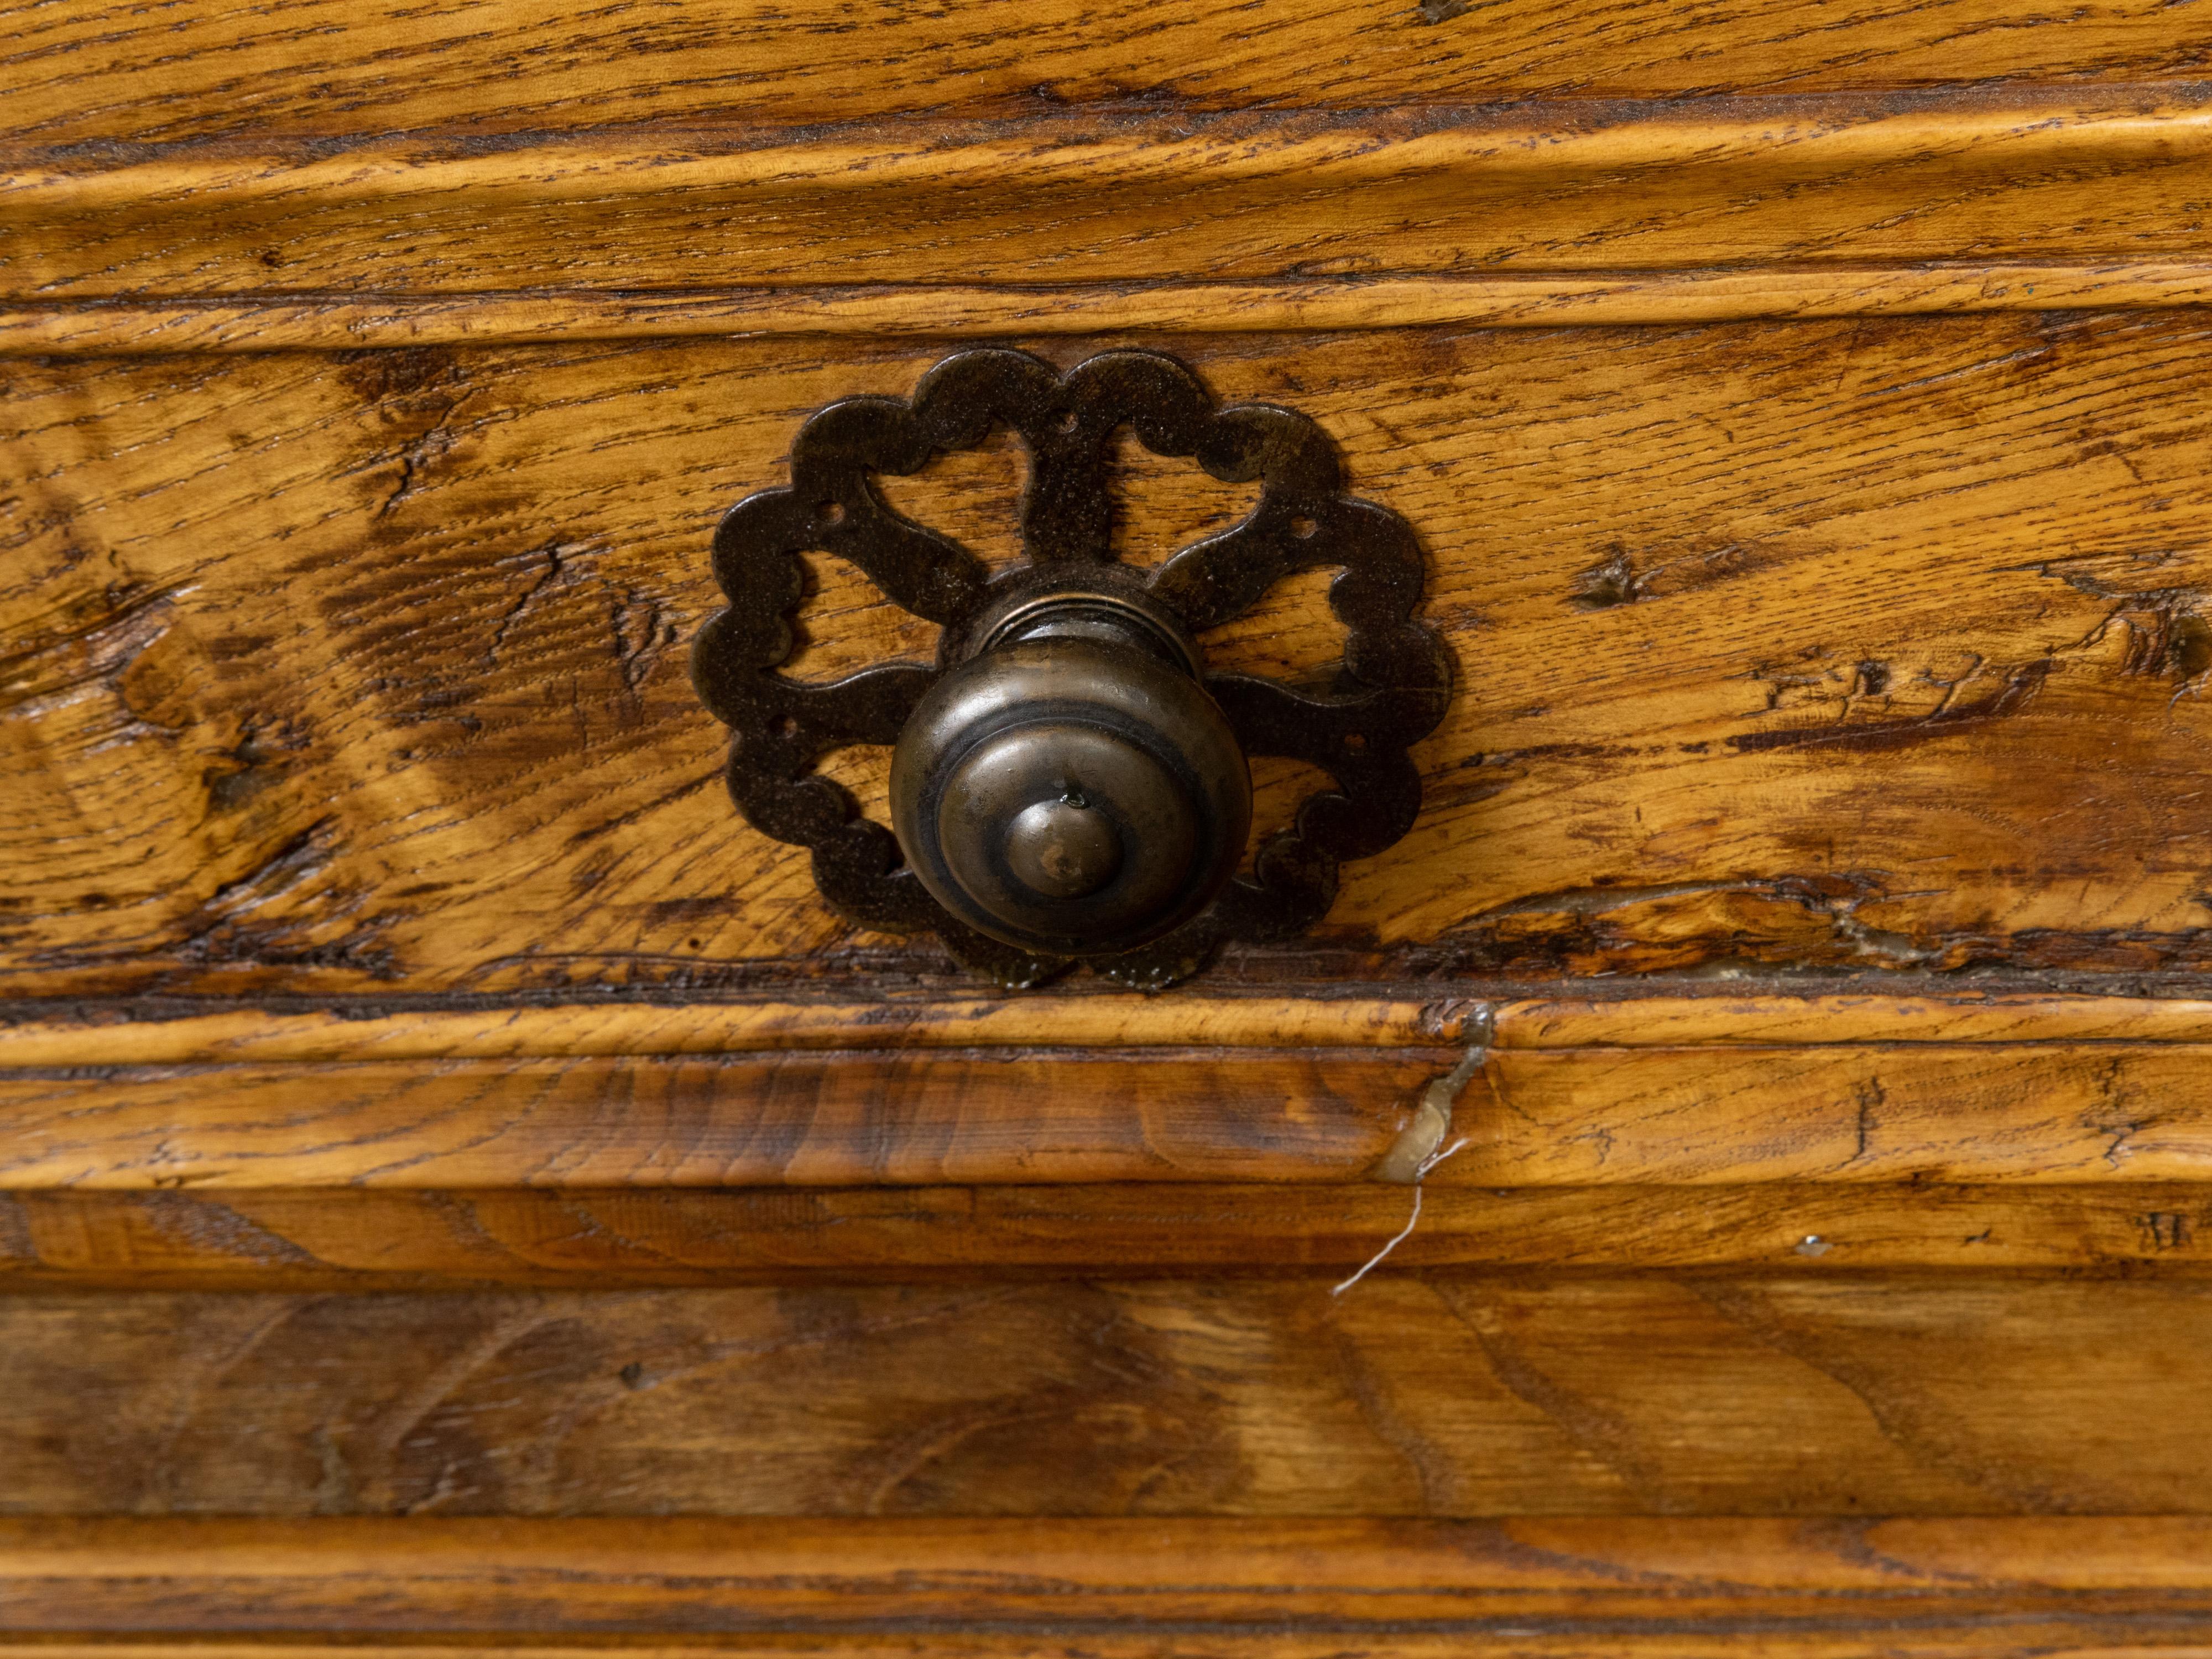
[1343, 732, 1367, 753]
[770, 714, 801, 739]
[1290, 514, 1319, 539]
[817, 500, 846, 527]
[1055, 409, 1080, 434]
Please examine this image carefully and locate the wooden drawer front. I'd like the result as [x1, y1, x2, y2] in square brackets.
[12, 0, 2212, 1624]
[7, 316, 2211, 1001]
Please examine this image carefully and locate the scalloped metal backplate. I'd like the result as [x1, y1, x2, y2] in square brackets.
[690, 347, 1452, 990]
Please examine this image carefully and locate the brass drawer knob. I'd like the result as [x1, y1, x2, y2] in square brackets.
[691, 347, 1452, 990]
[889, 589, 1251, 958]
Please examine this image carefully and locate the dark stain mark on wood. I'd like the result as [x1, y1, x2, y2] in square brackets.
[1731, 661, 2051, 754]
[202, 717, 312, 813]
[2138, 1211, 2198, 1251]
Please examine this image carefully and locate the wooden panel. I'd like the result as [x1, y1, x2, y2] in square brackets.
[3, 1184, 2204, 1287]
[6, 1042, 2212, 1190]
[11, 96, 2212, 296]
[6, 316, 2212, 997]
[4, 1276, 2212, 1514]
[6, 1516, 2212, 1658]
[11, 0, 2212, 144]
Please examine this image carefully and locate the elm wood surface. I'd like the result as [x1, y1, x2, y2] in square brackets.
[11, 0, 2212, 143]
[2, 1184, 2204, 1287]
[9, 1, 2212, 1631]
[20, 264, 2212, 356]
[7, 1516, 2212, 1646]
[0, 994, 1480, 1063]
[6, 1276, 2212, 1514]
[0, 1050, 1453, 1189]
[14, 95, 2212, 298]
[1480, 993, 2212, 1047]
[8, 317, 2212, 1001]
[0, 991, 2204, 1068]
[8, 1042, 2212, 1190]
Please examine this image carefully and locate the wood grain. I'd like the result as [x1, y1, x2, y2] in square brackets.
[5, 1276, 2212, 1514]
[11, 0, 2212, 144]
[18, 264, 2212, 355]
[5, 1042, 2209, 1189]
[1439, 1044, 2212, 1186]
[2, 1183, 2203, 1287]
[7, 315, 2212, 997]
[0, 992, 2203, 1068]
[0, 995, 1481, 1065]
[6, 1515, 2212, 1653]
[9, 1640, 2193, 1659]
[14, 0, 2212, 1602]
[1490, 993, 2212, 1047]
[11, 94, 2212, 297]
[0, 1050, 1454, 1190]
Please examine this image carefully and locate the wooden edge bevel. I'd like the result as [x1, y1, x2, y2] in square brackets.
[0, 995, 1480, 1065]
[13, 88, 2212, 324]
[8, 87, 2210, 227]
[4, 1516, 2212, 1644]
[9, 264, 2212, 352]
[1, 992, 2206, 1068]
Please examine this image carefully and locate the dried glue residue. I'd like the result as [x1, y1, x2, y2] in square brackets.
[1334, 1029, 1489, 1296]
[1370, 1040, 1486, 1185]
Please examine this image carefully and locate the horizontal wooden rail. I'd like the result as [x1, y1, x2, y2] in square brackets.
[2, 992, 2204, 1067]
[3, 1183, 2204, 1285]
[4, 994, 2209, 1190]
[5, 1039, 2211, 1188]
[4, 1517, 2212, 1654]
[0, 994, 1481, 1062]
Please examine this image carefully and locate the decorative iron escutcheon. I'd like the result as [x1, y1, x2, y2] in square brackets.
[690, 348, 1452, 989]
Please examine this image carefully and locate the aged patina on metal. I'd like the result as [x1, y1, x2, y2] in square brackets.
[890, 613, 1252, 961]
[691, 347, 1452, 989]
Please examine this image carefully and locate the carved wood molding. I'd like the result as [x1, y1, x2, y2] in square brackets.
[5, 1516, 2212, 1646]
[10, 92, 2212, 301]
[12, 264, 2212, 354]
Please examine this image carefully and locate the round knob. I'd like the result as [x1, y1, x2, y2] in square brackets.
[1005, 797, 1121, 898]
[890, 606, 1251, 959]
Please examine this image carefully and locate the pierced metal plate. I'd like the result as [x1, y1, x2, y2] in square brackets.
[690, 347, 1452, 989]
